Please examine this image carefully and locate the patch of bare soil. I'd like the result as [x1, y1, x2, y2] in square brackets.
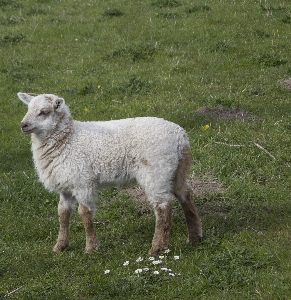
[125, 186, 148, 206]
[194, 105, 257, 120]
[278, 78, 291, 90]
[190, 177, 223, 196]
[125, 177, 223, 207]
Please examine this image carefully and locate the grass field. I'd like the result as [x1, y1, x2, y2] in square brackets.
[1, 0, 291, 298]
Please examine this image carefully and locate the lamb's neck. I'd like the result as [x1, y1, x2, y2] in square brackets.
[31, 117, 73, 159]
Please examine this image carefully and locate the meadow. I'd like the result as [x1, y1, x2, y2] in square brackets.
[1, 0, 291, 298]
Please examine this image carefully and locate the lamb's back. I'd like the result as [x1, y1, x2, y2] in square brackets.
[73, 117, 188, 150]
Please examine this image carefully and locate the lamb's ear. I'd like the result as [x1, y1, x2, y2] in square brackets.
[53, 97, 65, 111]
[17, 93, 33, 105]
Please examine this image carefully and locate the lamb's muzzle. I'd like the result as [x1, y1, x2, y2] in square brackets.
[17, 92, 202, 255]
[21, 121, 32, 133]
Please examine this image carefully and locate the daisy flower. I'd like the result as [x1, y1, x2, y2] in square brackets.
[152, 260, 162, 265]
[174, 256, 180, 260]
[153, 271, 159, 275]
[134, 269, 143, 274]
[136, 257, 143, 262]
[123, 261, 129, 266]
[104, 270, 110, 274]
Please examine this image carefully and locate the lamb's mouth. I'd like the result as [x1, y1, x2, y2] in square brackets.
[21, 127, 35, 134]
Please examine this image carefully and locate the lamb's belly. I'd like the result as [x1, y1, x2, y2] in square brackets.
[39, 164, 137, 193]
[98, 168, 137, 188]
[36, 148, 138, 192]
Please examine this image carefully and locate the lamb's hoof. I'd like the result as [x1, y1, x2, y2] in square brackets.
[53, 242, 68, 252]
[85, 242, 99, 254]
[186, 235, 202, 245]
[187, 228, 203, 245]
[148, 245, 167, 256]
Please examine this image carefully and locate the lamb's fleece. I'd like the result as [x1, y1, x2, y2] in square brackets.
[19, 93, 188, 211]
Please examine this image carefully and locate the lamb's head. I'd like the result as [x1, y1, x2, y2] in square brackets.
[18, 93, 71, 138]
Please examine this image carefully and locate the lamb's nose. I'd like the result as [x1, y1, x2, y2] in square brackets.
[21, 121, 29, 131]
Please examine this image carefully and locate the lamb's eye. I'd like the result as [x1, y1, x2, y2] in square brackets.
[39, 111, 49, 116]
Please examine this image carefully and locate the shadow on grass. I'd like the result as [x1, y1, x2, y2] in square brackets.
[195, 193, 291, 240]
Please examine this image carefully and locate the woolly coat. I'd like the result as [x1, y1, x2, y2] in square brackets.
[20, 94, 190, 212]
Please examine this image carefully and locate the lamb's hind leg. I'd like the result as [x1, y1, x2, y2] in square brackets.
[149, 200, 172, 256]
[53, 193, 75, 252]
[78, 203, 99, 253]
[174, 147, 202, 244]
[175, 187, 202, 244]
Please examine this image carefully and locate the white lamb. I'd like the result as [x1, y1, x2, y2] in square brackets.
[18, 92, 202, 255]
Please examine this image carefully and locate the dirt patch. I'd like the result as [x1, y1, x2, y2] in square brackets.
[278, 78, 291, 90]
[194, 105, 257, 120]
[190, 177, 223, 196]
[125, 177, 223, 207]
[125, 186, 148, 206]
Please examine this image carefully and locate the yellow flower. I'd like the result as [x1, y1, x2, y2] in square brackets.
[84, 107, 89, 113]
[203, 124, 210, 130]
[98, 85, 102, 89]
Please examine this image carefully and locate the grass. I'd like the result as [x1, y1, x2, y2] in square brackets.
[1, 0, 291, 298]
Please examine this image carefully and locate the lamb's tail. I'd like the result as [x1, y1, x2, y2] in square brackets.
[174, 128, 191, 191]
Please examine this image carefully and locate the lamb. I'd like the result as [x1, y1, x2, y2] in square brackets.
[18, 92, 202, 255]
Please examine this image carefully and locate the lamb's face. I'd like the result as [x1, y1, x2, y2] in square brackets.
[18, 93, 66, 136]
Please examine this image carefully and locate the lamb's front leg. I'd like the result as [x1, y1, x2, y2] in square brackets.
[53, 200, 72, 252]
[78, 203, 99, 253]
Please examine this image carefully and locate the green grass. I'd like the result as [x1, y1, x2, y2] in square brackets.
[1, 0, 291, 298]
